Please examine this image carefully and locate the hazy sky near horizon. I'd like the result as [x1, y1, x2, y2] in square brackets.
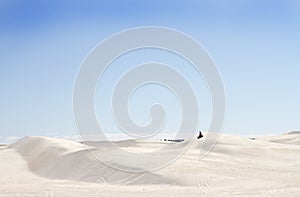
[0, 0, 300, 139]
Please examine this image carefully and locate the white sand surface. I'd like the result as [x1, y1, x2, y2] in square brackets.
[0, 132, 299, 196]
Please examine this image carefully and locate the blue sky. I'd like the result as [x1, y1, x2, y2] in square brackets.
[0, 0, 300, 139]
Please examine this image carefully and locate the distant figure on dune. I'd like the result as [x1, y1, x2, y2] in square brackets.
[197, 131, 204, 139]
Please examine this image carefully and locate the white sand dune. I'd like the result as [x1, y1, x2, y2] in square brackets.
[8, 136, 171, 185]
[259, 131, 300, 145]
[0, 133, 299, 196]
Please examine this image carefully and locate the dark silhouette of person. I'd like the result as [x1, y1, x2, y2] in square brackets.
[197, 131, 203, 139]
